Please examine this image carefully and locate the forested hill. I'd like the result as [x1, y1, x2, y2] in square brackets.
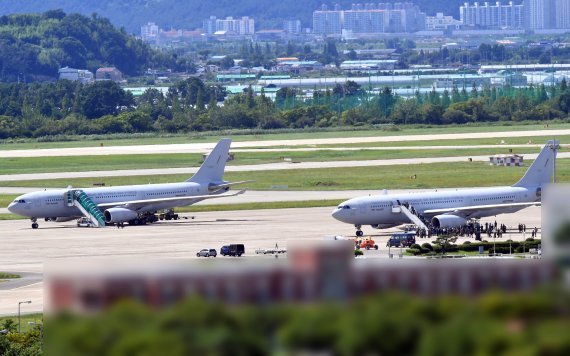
[0, 0, 473, 33]
[0, 10, 163, 81]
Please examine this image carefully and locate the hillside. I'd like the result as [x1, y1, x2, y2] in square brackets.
[0, 10, 161, 81]
[0, 0, 475, 34]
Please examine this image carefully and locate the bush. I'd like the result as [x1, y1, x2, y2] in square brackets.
[354, 249, 363, 256]
[410, 244, 422, 250]
[406, 248, 421, 256]
[421, 243, 433, 251]
[462, 241, 471, 245]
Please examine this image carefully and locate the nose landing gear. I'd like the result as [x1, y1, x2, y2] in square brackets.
[31, 218, 38, 229]
[355, 225, 363, 237]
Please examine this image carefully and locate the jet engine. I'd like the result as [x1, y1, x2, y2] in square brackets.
[431, 215, 467, 228]
[104, 208, 138, 223]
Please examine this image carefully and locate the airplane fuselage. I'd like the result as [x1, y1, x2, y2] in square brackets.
[8, 182, 211, 219]
[332, 186, 540, 228]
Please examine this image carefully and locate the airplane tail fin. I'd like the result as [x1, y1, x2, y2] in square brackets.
[512, 140, 559, 188]
[187, 139, 231, 184]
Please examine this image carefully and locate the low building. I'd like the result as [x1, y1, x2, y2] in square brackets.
[216, 74, 256, 82]
[489, 154, 524, 166]
[340, 60, 398, 71]
[425, 12, 462, 31]
[275, 60, 324, 73]
[96, 67, 123, 82]
[58, 67, 94, 84]
[254, 29, 286, 41]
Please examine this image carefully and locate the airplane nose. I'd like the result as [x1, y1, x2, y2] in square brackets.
[7, 202, 17, 214]
[332, 208, 344, 221]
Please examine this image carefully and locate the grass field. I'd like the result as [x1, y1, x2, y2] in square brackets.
[0, 147, 543, 175]
[0, 313, 42, 333]
[314, 135, 570, 148]
[0, 122, 568, 151]
[0, 272, 20, 279]
[2, 158, 567, 190]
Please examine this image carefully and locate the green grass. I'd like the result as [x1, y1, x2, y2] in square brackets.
[3, 158, 569, 190]
[0, 194, 17, 207]
[0, 147, 543, 175]
[0, 313, 42, 333]
[314, 135, 570, 148]
[0, 122, 568, 151]
[0, 272, 20, 279]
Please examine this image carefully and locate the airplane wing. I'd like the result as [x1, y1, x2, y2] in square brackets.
[423, 201, 540, 217]
[97, 189, 246, 210]
[208, 180, 255, 191]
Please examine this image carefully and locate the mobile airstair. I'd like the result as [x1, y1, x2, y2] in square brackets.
[65, 190, 106, 227]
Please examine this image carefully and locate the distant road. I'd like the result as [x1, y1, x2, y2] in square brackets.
[0, 129, 567, 158]
[1, 151, 569, 182]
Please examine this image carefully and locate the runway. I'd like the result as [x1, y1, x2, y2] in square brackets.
[0, 205, 541, 315]
[1, 151, 568, 182]
[0, 128, 567, 158]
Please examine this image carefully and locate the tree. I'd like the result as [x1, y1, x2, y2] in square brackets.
[434, 235, 458, 256]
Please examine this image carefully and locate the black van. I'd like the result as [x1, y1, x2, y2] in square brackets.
[228, 244, 245, 257]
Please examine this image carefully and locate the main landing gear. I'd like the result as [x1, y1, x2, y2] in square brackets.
[31, 218, 38, 229]
[355, 225, 363, 237]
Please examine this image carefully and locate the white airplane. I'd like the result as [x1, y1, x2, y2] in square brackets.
[332, 140, 559, 236]
[8, 139, 248, 229]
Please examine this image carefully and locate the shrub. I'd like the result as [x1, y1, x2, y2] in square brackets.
[354, 249, 363, 256]
[421, 243, 433, 251]
[410, 244, 422, 250]
[406, 248, 421, 256]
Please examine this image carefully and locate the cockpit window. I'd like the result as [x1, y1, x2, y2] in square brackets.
[345, 205, 350, 209]
[337, 205, 351, 210]
[13, 199, 26, 203]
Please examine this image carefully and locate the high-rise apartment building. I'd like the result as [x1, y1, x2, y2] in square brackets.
[555, 0, 570, 28]
[312, 3, 425, 34]
[313, 4, 343, 34]
[203, 16, 217, 35]
[202, 16, 255, 35]
[524, 0, 554, 29]
[283, 19, 302, 34]
[460, 2, 524, 29]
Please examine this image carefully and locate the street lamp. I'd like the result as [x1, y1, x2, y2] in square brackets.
[18, 300, 31, 334]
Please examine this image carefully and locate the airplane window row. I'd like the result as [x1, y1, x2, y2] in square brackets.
[147, 190, 188, 196]
[474, 195, 515, 202]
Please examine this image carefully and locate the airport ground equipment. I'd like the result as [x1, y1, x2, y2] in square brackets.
[357, 237, 379, 250]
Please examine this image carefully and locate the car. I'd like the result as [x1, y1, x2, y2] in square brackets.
[208, 249, 217, 257]
[76, 217, 92, 227]
[196, 249, 211, 257]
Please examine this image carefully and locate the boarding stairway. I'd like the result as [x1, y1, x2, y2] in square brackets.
[65, 190, 106, 227]
[392, 204, 428, 231]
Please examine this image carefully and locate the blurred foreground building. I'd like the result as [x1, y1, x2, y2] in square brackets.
[47, 241, 557, 313]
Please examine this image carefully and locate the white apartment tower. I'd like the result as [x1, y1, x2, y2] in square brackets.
[460, 2, 524, 29]
[555, 0, 570, 28]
